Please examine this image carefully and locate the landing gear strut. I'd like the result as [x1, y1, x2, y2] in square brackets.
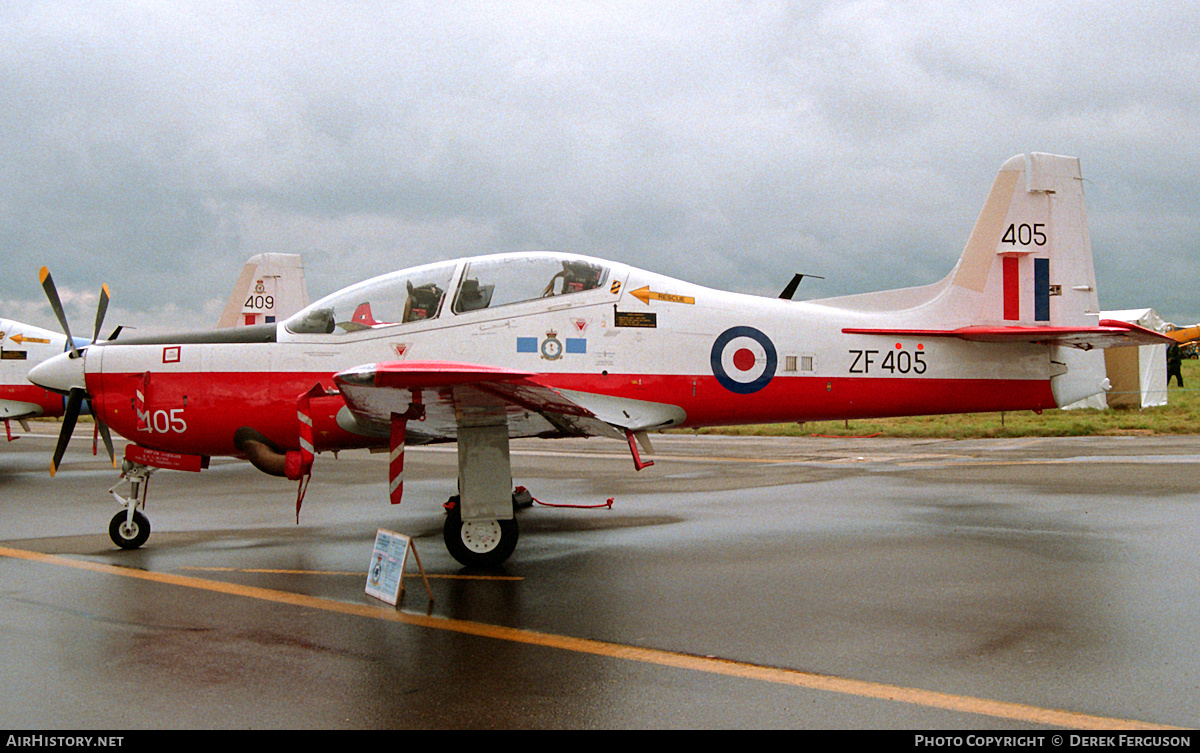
[438, 422, 521, 568]
[107, 462, 156, 550]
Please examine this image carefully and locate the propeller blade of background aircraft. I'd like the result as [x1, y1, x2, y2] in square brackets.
[50, 388, 84, 476]
[38, 267, 79, 357]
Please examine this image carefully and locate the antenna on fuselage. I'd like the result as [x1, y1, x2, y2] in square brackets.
[779, 273, 825, 300]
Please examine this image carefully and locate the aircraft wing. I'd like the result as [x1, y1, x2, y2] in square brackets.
[0, 400, 40, 422]
[332, 361, 685, 444]
[842, 319, 1175, 350]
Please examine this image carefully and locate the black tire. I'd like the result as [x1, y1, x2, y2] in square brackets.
[109, 510, 150, 550]
[443, 503, 518, 568]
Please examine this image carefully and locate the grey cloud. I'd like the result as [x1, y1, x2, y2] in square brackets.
[2, 1, 1199, 332]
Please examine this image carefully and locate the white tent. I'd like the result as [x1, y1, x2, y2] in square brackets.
[1065, 308, 1168, 409]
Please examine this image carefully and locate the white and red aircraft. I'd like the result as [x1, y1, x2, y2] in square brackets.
[27, 154, 1171, 566]
[0, 319, 92, 440]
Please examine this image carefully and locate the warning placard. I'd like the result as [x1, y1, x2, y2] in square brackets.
[366, 529, 410, 605]
[614, 309, 657, 328]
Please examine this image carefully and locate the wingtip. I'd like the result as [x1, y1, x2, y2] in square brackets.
[49, 461, 58, 477]
[39, 266, 50, 284]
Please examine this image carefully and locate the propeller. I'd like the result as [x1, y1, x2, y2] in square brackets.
[37, 267, 117, 475]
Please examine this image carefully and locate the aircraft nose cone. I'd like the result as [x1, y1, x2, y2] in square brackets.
[27, 350, 87, 394]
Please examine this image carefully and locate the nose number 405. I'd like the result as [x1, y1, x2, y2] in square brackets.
[139, 408, 188, 434]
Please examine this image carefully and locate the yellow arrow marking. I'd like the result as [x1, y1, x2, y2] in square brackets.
[630, 286, 695, 306]
[10, 334, 51, 345]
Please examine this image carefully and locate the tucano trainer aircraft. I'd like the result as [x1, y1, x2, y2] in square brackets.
[27, 154, 1172, 566]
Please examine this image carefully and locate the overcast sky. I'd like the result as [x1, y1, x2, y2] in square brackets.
[2, 1, 1198, 335]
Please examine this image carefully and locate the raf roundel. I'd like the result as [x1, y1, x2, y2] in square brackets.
[710, 326, 777, 394]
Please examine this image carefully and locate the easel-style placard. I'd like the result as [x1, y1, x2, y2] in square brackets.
[366, 529, 433, 605]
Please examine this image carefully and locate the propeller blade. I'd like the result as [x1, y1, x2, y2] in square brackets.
[50, 388, 84, 477]
[39, 266, 78, 357]
[95, 418, 117, 468]
[92, 284, 110, 344]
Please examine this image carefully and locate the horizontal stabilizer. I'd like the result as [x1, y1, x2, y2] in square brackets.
[843, 319, 1174, 350]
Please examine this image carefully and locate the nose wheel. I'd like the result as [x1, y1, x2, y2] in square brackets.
[109, 509, 151, 550]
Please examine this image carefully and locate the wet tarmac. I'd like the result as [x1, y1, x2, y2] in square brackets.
[1, 425, 1198, 729]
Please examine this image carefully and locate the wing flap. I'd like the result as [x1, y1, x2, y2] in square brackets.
[842, 320, 1174, 350]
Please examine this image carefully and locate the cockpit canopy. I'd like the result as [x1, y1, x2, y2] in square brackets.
[284, 254, 611, 335]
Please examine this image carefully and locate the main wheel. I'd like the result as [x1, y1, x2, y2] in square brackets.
[443, 503, 519, 568]
[109, 510, 151, 550]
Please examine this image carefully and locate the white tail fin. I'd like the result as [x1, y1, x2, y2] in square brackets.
[945, 153, 1099, 328]
[217, 254, 309, 328]
[818, 153, 1101, 329]
[954, 154, 1106, 406]
[822, 154, 1127, 407]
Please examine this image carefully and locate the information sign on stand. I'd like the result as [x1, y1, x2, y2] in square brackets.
[366, 529, 433, 605]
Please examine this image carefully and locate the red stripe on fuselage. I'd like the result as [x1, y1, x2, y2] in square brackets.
[88, 370, 1056, 458]
[539, 373, 1057, 426]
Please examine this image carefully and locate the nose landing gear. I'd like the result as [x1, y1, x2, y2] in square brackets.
[109, 509, 151, 550]
[107, 462, 155, 550]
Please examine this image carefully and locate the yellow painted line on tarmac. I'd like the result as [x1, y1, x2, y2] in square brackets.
[178, 565, 522, 581]
[0, 545, 1181, 731]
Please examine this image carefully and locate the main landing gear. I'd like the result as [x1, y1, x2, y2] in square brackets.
[107, 462, 156, 550]
[442, 489, 533, 569]
[443, 501, 519, 568]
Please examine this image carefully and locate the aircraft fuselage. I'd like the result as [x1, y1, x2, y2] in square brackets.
[79, 255, 1059, 461]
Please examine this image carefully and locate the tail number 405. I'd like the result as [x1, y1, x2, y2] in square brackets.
[139, 408, 188, 434]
